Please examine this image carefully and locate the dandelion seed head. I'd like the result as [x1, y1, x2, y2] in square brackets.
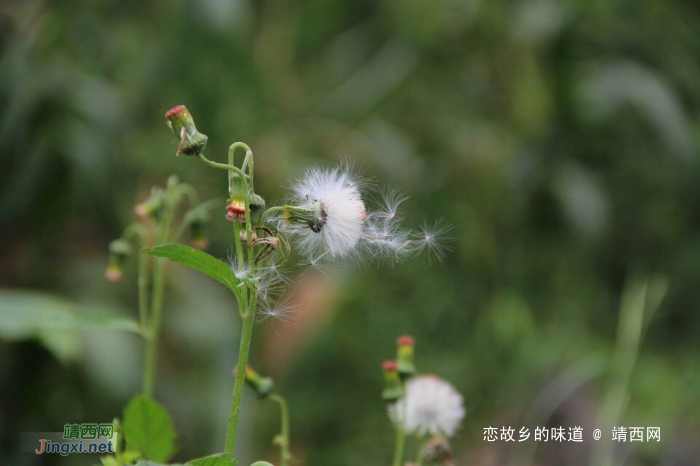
[286, 166, 367, 258]
[388, 375, 465, 438]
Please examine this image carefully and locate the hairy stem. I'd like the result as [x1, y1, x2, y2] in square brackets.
[223, 143, 258, 458]
[225, 296, 255, 456]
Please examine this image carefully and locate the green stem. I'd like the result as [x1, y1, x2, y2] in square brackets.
[225, 298, 256, 456]
[136, 248, 149, 334]
[392, 393, 408, 466]
[121, 223, 149, 334]
[414, 437, 428, 466]
[198, 153, 247, 180]
[392, 424, 406, 466]
[222, 143, 258, 458]
[142, 191, 176, 399]
[270, 394, 290, 466]
[261, 206, 284, 223]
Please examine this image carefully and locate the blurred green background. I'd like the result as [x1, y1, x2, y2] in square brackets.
[2, 0, 700, 465]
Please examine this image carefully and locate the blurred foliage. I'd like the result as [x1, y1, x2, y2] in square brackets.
[3, 0, 700, 465]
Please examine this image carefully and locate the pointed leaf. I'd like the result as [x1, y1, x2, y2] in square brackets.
[123, 395, 177, 463]
[142, 244, 238, 293]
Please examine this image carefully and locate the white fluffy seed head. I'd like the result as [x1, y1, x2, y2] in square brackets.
[286, 166, 367, 258]
[388, 375, 465, 437]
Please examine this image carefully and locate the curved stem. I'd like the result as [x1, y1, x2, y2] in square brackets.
[270, 394, 290, 466]
[224, 142, 258, 458]
[261, 206, 284, 224]
[198, 153, 247, 180]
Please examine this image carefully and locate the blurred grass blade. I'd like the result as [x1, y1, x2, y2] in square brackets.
[142, 244, 239, 294]
[592, 274, 667, 466]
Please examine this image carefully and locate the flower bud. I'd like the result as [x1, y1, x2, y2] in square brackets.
[240, 231, 259, 243]
[234, 365, 274, 399]
[165, 105, 208, 157]
[283, 202, 325, 233]
[105, 239, 132, 283]
[226, 191, 266, 223]
[396, 335, 416, 379]
[382, 360, 403, 402]
[422, 435, 453, 464]
[134, 187, 166, 221]
[249, 192, 266, 213]
[186, 210, 209, 249]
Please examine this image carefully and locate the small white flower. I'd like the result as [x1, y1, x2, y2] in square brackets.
[388, 375, 465, 437]
[283, 166, 367, 258]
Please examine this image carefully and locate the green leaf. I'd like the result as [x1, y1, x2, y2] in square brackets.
[0, 290, 140, 341]
[123, 395, 177, 463]
[142, 244, 239, 293]
[134, 462, 184, 466]
[187, 454, 238, 466]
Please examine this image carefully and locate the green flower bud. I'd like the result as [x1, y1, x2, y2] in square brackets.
[235, 365, 274, 399]
[105, 239, 132, 283]
[165, 105, 208, 157]
[134, 187, 166, 220]
[396, 335, 416, 379]
[382, 360, 403, 402]
[283, 202, 324, 232]
[187, 210, 209, 249]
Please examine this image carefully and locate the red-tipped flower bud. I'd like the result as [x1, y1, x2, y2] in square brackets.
[134, 187, 166, 221]
[382, 360, 403, 402]
[165, 105, 208, 157]
[396, 334, 416, 380]
[105, 239, 132, 283]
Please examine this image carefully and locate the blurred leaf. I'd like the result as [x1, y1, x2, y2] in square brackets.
[0, 290, 140, 341]
[142, 244, 239, 294]
[123, 395, 177, 463]
[134, 462, 184, 466]
[187, 454, 239, 465]
[579, 61, 693, 158]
